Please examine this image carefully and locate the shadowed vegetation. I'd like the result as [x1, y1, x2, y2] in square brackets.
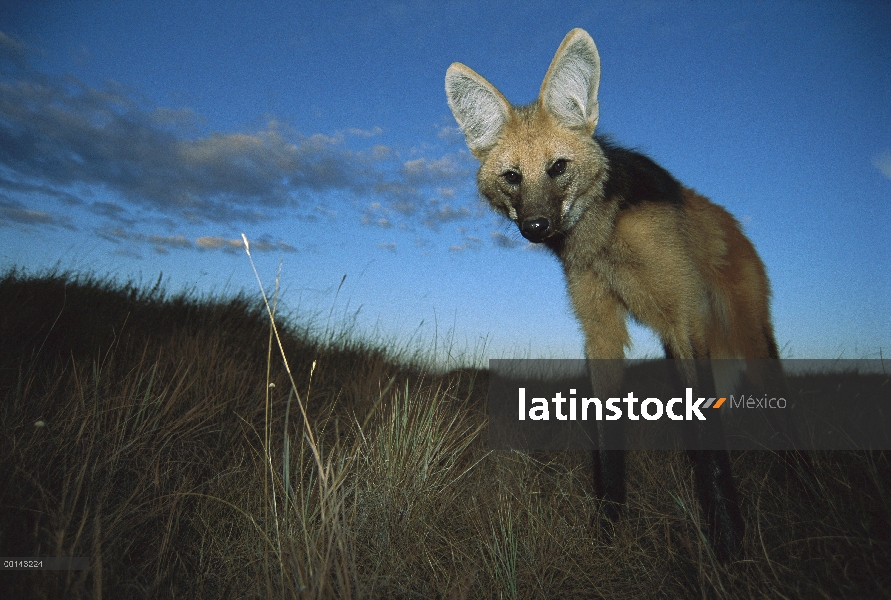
[1, 269, 889, 598]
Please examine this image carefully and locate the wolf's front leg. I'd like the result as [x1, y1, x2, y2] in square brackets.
[678, 357, 745, 562]
[594, 422, 626, 524]
[567, 269, 631, 527]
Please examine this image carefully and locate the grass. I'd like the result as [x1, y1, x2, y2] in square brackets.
[1, 267, 889, 598]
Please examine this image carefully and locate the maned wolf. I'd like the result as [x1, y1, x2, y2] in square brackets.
[446, 28, 782, 560]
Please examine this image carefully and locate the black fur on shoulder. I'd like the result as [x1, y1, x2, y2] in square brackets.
[595, 135, 685, 208]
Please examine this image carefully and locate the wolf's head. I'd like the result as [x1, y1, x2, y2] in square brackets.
[445, 29, 611, 244]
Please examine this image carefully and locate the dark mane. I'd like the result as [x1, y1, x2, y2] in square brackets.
[595, 134, 685, 208]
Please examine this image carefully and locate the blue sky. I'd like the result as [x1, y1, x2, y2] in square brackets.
[1, 1, 889, 365]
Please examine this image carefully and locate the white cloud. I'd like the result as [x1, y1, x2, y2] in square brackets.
[0, 31, 33, 68]
[0, 198, 75, 229]
[346, 126, 383, 138]
[424, 203, 471, 229]
[0, 53, 485, 244]
[871, 152, 891, 181]
[448, 234, 482, 253]
[400, 153, 469, 185]
[94, 227, 294, 254]
[491, 231, 521, 249]
[196, 236, 244, 251]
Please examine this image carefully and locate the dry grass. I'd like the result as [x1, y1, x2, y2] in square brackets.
[1, 267, 889, 598]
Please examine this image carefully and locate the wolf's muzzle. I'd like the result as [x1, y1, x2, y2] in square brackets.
[520, 217, 552, 243]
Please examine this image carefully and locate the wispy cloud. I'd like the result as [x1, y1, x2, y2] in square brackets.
[96, 226, 295, 254]
[197, 235, 294, 253]
[346, 126, 384, 138]
[436, 124, 464, 145]
[490, 231, 521, 249]
[0, 31, 32, 69]
[362, 215, 393, 228]
[0, 176, 84, 206]
[424, 203, 472, 229]
[360, 201, 395, 229]
[0, 197, 75, 229]
[97, 227, 192, 254]
[872, 152, 891, 182]
[400, 153, 468, 185]
[87, 200, 137, 226]
[0, 75, 390, 216]
[0, 73, 331, 222]
[448, 232, 483, 252]
[0, 39, 482, 249]
[195, 236, 246, 251]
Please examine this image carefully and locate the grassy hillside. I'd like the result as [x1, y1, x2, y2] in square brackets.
[1, 269, 889, 598]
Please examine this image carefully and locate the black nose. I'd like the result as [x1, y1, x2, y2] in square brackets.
[520, 217, 551, 242]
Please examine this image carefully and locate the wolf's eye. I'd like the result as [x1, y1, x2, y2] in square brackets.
[547, 159, 567, 178]
[503, 170, 522, 185]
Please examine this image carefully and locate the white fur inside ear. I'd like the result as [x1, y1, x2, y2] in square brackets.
[445, 64, 510, 156]
[541, 29, 601, 131]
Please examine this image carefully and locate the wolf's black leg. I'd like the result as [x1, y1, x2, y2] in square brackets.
[593, 421, 626, 524]
[685, 445, 744, 562]
[665, 351, 744, 561]
[682, 358, 744, 562]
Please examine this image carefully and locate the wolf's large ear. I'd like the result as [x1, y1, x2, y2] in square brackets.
[540, 28, 600, 133]
[445, 63, 511, 158]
